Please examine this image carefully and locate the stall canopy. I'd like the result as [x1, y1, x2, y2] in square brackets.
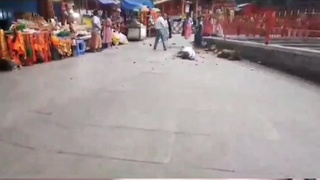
[99, 0, 120, 4]
[121, 0, 154, 10]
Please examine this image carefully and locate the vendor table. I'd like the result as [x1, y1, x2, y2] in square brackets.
[77, 35, 91, 51]
[127, 25, 147, 41]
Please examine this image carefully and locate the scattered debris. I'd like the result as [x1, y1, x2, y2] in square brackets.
[29, 110, 52, 116]
[213, 49, 219, 54]
[205, 45, 216, 52]
[217, 49, 241, 61]
[250, 68, 254, 71]
[133, 61, 136, 64]
[258, 61, 262, 64]
[149, 44, 152, 47]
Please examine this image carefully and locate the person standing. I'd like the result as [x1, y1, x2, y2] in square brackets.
[112, 8, 122, 32]
[194, 16, 203, 47]
[184, 16, 193, 39]
[216, 20, 224, 37]
[181, 17, 186, 37]
[102, 12, 113, 48]
[166, 15, 172, 39]
[153, 13, 167, 51]
[162, 13, 170, 41]
[90, 9, 102, 52]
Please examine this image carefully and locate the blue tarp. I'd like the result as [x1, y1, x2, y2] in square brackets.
[121, 0, 154, 10]
[99, 0, 119, 4]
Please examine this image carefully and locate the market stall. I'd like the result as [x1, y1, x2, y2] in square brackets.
[0, 11, 93, 69]
[0, 0, 132, 71]
[127, 18, 147, 40]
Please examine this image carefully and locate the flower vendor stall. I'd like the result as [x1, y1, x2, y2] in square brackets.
[0, 11, 93, 70]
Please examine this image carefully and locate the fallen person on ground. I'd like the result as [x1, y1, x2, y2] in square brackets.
[177, 46, 196, 60]
[217, 49, 241, 61]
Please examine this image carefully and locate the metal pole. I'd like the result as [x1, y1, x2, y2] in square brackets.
[95, 0, 99, 9]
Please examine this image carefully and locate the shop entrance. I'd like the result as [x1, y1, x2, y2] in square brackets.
[0, 20, 10, 30]
[0, 9, 13, 30]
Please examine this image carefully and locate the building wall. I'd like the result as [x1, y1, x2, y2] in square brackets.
[254, 0, 320, 8]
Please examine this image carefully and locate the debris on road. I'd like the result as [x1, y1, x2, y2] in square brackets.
[205, 45, 216, 52]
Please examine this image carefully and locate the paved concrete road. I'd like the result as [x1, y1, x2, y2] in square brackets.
[0, 35, 320, 178]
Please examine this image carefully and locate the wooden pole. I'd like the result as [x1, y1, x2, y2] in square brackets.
[85, 0, 88, 13]
[195, 0, 199, 16]
[95, 0, 99, 9]
[181, 0, 185, 17]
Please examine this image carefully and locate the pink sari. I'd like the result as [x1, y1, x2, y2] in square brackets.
[184, 19, 192, 39]
[103, 18, 113, 46]
[204, 19, 215, 36]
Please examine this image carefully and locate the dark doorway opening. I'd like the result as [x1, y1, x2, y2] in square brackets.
[0, 19, 10, 30]
[189, 3, 194, 16]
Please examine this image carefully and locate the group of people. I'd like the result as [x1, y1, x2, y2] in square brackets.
[152, 12, 225, 50]
[203, 17, 224, 37]
[90, 9, 120, 52]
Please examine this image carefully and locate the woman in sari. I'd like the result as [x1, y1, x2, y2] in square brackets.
[90, 10, 102, 52]
[102, 13, 113, 48]
[184, 16, 193, 39]
[216, 20, 224, 37]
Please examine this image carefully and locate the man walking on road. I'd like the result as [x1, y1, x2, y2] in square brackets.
[153, 13, 167, 51]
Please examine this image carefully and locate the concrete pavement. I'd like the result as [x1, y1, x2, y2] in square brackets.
[0, 35, 320, 178]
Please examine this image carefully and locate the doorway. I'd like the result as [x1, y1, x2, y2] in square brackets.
[0, 19, 10, 30]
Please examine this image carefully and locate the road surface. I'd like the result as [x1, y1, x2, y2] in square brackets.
[0, 35, 320, 178]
